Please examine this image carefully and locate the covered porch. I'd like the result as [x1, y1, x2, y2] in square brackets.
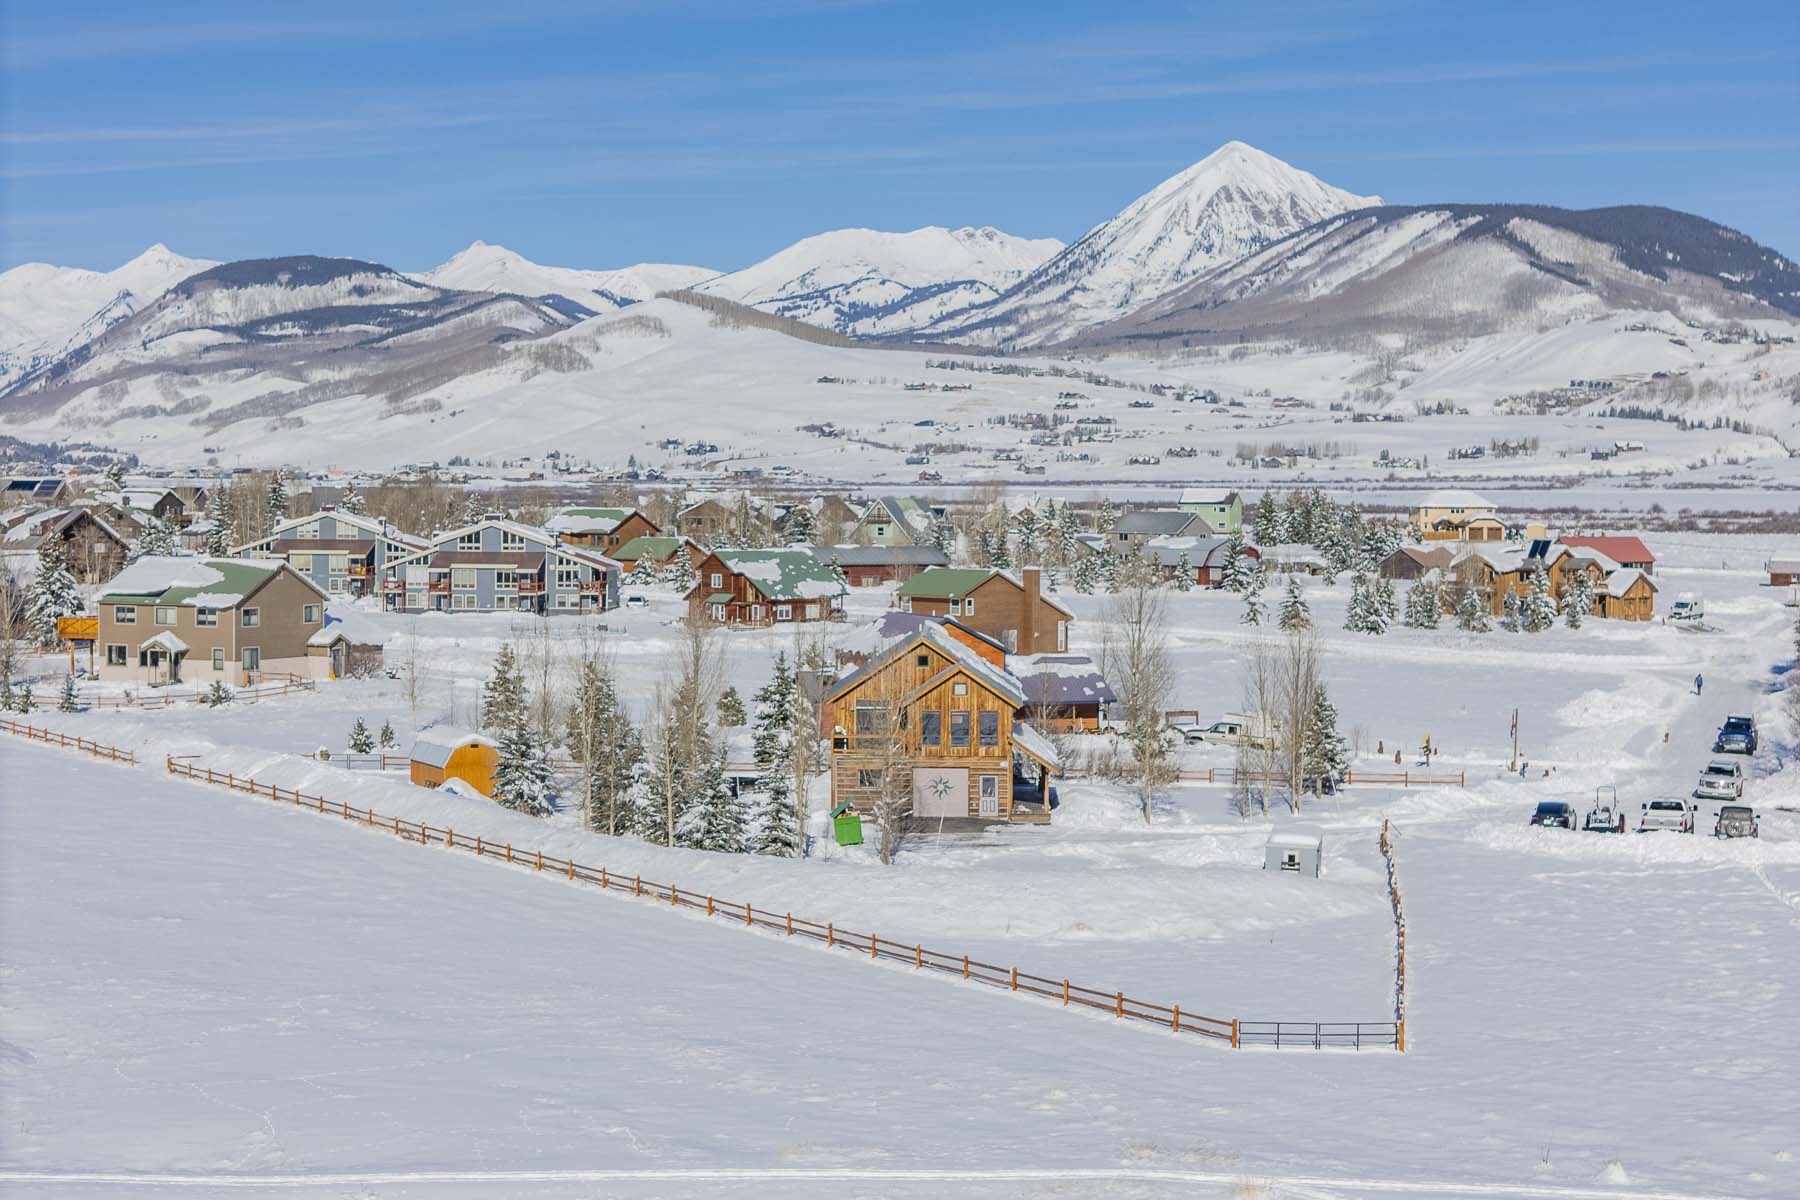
[138, 630, 189, 686]
[1008, 722, 1061, 825]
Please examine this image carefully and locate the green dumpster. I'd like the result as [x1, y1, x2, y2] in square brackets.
[831, 801, 864, 846]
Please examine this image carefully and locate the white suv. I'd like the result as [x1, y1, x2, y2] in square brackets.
[1695, 760, 1745, 801]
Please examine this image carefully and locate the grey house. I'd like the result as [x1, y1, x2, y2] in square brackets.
[235, 505, 427, 597]
[1111, 508, 1214, 548]
[380, 515, 620, 615]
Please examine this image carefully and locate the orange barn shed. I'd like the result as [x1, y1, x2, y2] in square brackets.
[409, 728, 500, 797]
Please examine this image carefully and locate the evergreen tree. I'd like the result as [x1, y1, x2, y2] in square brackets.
[750, 768, 801, 857]
[349, 717, 375, 754]
[662, 551, 695, 593]
[1173, 551, 1193, 592]
[1319, 516, 1356, 581]
[1344, 573, 1386, 634]
[717, 685, 747, 727]
[1404, 571, 1442, 629]
[203, 485, 231, 556]
[626, 556, 659, 587]
[782, 503, 816, 546]
[751, 652, 796, 766]
[461, 491, 485, 525]
[15, 682, 33, 713]
[1096, 497, 1119, 534]
[1278, 575, 1311, 629]
[378, 719, 397, 748]
[205, 680, 233, 706]
[1563, 570, 1595, 629]
[266, 470, 289, 532]
[1071, 553, 1099, 595]
[339, 482, 365, 515]
[26, 541, 81, 647]
[1500, 589, 1522, 633]
[136, 515, 179, 559]
[1375, 576, 1399, 628]
[1240, 566, 1266, 625]
[1302, 685, 1350, 793]
[566, 660, 644, 836]
[492, 721, 555, 817]
[988, 526, 1011, 569]
[58, 672, 79, 713]
[1013, 508, 1041, 567]
[675, 750, 743, 852]
[104, 460, 128, 489]
[1521, 566, 1557, 632]
[1220, 533, 1255, 593]
[928, 518, 955, 556]
[1250, 494, 1281, 544]
[1456, 583, 1491, 632]
[480, 642, 527, 733]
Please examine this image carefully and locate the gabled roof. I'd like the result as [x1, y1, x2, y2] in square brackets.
[1, 506, 130, 550]
[856, 496, 936, 542]
[1114, 509, 1210, 537]
[138, 630, 189, 654]
[1010, 722, 1062, 773]
[1561, 535, 1655, 565]
[1418, 489, 1494, 509]
[99, 556, 321, 607]
[2, 476, 68, 499]
[829, 620, 1025, 709]
[897, 567, 993, 599]
[546, 506, 637, 536]
[1141, 534, 1235, 569]
[1011, 654, 1118, 707]
[410, 727, 497, 769]
[1177, 488, 1240, 506]
[615, 535, 691, 560]
[835, 611, 1007, 660]
[711, 548, 845, 601]
[1602, 567, 1657, 597]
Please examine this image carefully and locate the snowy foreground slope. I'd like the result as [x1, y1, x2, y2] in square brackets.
[4, 541, 1800, 1200]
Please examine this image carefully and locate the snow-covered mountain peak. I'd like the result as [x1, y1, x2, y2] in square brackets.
[419, 242, 718, 311]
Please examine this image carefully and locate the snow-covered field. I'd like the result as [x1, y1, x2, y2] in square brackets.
[4, 536, 1800, 1198]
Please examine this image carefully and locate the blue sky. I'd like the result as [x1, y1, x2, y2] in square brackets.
[3, 0, 1796, 273]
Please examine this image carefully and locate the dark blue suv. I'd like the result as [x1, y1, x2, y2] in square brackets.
[1714, 715, 1757, 755]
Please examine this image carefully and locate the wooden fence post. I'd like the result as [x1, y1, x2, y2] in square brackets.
[1231, 1018, 1240, 1048]
[1115, 991, 1123, 1018]
[1063, 980, 1069, 1007]
[535, 849, 542, 871]
[745, 902, 752, 927]
[827, 922, 834, 948]
[962, 954, 969, 979]
[1011, 967, 1018, 991]
[786, 913, 793, 936]
[915, 945, 922, 969]
[634, 874, 641, 896]
[1173, 1004, 1180, 1033]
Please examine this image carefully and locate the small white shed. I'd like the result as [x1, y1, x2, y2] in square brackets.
[1264, 827, 1324, 878]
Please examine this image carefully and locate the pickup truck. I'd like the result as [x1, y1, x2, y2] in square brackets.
[1694, 760, 1745, 801]
[1638, 797, 1696, 833]
[1169, 715, 1278, 750]
[1713, 715, 1757, 755]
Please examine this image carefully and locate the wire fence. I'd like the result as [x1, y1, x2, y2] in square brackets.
[0, 718, 137, 765]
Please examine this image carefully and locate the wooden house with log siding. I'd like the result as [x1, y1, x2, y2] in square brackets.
[545, 507, 660, 555]
[826, 622, 1060, 824]
[688, 548, 847, 626]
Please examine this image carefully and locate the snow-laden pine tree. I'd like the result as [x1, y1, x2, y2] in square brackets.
[1500, 589, 1522, 633]
[1375, 576, 1399, 628]
[1240, 568, 1266, 625]
[1456, 583, 1491, 632]
[349, 717, 374, 754]
[1319, 517, 1356, 581]
[206, 680, 233, 706]
[1096, 497, 1119, 534]
[1302, 685, 1350, 794]
[461, 491, 485, 526]
[1404, 571, 1442, 629]
[104, 460, 127, 489]
[1072, 553, 1099, 595]
[751, 652, 795, 766]
[1563, 570, 1595, 629]
[492, 721, 555, 817]
[1014, 508, 1041, 567]
[749, 768, 801, 857]
[266, 470, 289, 533]
[717, 686, 747, 727]
[626, 556, 658, 587]
[1278, 575, 1311, 629]
[1173, 551, 1193, 592]
[662, 552, 695, 593]
[1343, 573, 1386, 635]
[480, 643, 527, 733]
[1521, 566, 1557, 632]
[58, 673, 79, 712]
[1251, 494, 1281, 544]
[1220, 533, 1255, 593]
[135, 515, 179, 560]
[203, 485, 231, 556]
[379, 719, 397, 748]
[675, 751, 743, 852]
[27, 541, 81, 647]
[339, 482, 365, 515]
[14, 682, 33, 713]
[782, 503, 815, 546]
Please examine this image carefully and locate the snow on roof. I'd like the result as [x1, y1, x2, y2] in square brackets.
[100, 556, 282, 606]
[410, 726, 498, 768]
[1603, 567, 1655, 597]
[1177, 488, 1240, 505]
[1767, 558, 1800, 573]
[1114, 509, 1206, 536]
[138, 630, 189, 654]
[811, 543, 949, 567]
[1266, 826, 1324, 849]
[546, 506, 634, 535]
[307, 608, 389, 647]
[714, 548, 845, 600]
[1010, 653, 1118, 706]
[1011, 722, 1062, 772]
[830, 620, 1025, 709]
[1419, 489, 1494, 510]
[836, 611, 1006, 659]
[1141, 534, 1233, 568]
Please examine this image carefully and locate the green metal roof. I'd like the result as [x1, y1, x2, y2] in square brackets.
[714, 548, 846, 601]
[704, 591, 735, 605]
[896, 567, 993, 599]
[617, 535, 684, 558]
[100, 558, 288, 607]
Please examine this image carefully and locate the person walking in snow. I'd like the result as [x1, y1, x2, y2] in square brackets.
[1694, 673, 1703, 696]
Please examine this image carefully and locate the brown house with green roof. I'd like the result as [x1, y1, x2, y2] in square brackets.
[688, 548, 847, 626]
[895, 565, 1072, 655]
[93, 556, 327, 686]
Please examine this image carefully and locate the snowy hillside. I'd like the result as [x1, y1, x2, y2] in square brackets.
[0, 243, 215, 388]
[918, 142, 1380, 348]
[420, 240, 718, 312]
[697, 225, 1063, 337]
[1081, 203, 1800, 352]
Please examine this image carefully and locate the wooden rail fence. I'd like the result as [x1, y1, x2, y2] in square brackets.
[80, 678, 317, 709]
[1380, 819, 1408, 1053]
[1, 717, 137, 765]
[1177, 767, 1464, 788]
[164, 754, 1261, 1047]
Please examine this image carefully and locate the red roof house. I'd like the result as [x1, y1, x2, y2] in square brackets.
[1560, 536, 1655, 575]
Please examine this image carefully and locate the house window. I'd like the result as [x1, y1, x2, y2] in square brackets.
[106, 644, 127, 666]
[709, 603, 726, 621]
[774, 605, 791, 620]
[241, 647, 261, 671]
[556, 567, 580, 588]
[916, 654, 930, 668]
[979, 710, 999, 748]
[1057, 621, 1068, 652]
[495, 571, 517, 591]
[919, 711, 942, 747]
[854, 702, 888, 737]
[899, 597, 913, 613]
[212, 648, 225, 671]
[857, 768, 883, 789]
[452, 568, 476, 591]
[949, 711, 970, 747]
[710, 572, 723, 589]
[949, 599, 962, 615]
[751, 605, 766, 622]
[303, 604, 321, 623]
[952, 681, 968, 696]
[458, 532, 481, 550]
[154, 606, 177, 626]
[964, 599, 974, 616]
[453, 594, 477, 610]
[502, 531, 526, 551]
[241, 607, 260, 628]
[979, 774, 999, 816]
[114, 605, 137, 624]
[194, 607, 217, 627]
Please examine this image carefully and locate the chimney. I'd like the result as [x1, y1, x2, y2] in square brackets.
[1021, 566, 1040, 654]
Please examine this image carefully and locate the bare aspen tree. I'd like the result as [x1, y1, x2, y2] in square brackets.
[1238, 639, 1279, 815]
[863, 665, 917, 865]
[1277, 627, 1321, 812]
[785, 625, 836, 852]
[402, 617, 422, 730]
[1101, 583, 1177, 823]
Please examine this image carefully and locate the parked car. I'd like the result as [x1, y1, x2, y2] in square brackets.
[1529, 800, 1579, 830]
[1713, 715, 1757, 755]
[1695, 760, 1745, 801]
[624, 594, 649, 609]
[1668, 594, 1705, 623]
[1583, 786, 1627, 832]
[1639, 797, 1696, 833]
[1714, 804, 1759, 839]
